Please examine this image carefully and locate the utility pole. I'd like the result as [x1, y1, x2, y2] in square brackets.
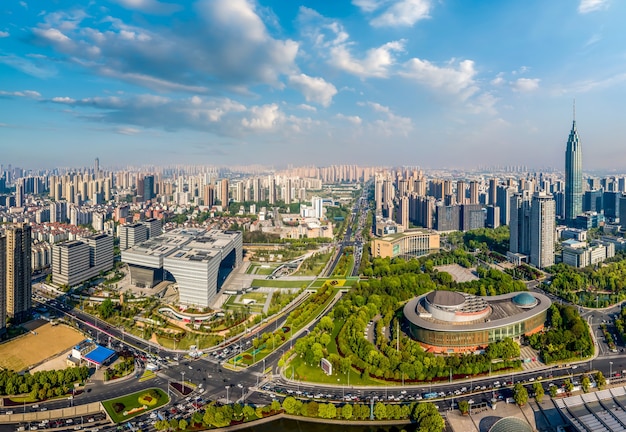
[396, 320, 399, 352]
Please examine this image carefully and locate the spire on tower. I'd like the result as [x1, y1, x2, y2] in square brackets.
[573, 98, 576, 123]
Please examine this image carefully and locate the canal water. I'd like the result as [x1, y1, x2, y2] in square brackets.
[237, 418, 416, 432]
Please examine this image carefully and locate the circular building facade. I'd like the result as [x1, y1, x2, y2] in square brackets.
[403, 290, 551, 353]
[488, 417, 532, 432]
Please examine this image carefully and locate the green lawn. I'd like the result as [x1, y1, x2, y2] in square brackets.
[250, 279, 312, 288]
[102, 388, 169, 423]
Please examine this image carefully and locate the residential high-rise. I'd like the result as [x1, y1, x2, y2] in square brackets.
[456, 181, 466, 204]
[0, 235, 5, 336]
[565, 107, 583, 224]
[6, 224, 32, 323]
[219, 179, 229, 206]
[469, 181, 479, 204]
[509, 191, 532, 256]
[397, 196, 409, 230]
[143, 175, 155, 201]
[119, 223, 148, 250]
[530, 192, 555, 268]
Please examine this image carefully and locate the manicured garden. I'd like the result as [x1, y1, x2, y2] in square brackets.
[102, 388, 169, 423]
[250, 279, 312, 288]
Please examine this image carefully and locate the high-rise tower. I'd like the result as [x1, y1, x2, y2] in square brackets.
[565, 103, 582, 224]
[6, 224, 32, 323]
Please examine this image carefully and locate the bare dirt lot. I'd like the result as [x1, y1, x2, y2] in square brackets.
[0, 321, 84, 372]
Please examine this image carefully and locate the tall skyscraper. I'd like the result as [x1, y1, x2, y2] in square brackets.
[143, 175, 155, 201]
[94, 157, 99, 174]
[565, 105, 583, 224]
[5, 224, 32, 323]
[0, 235, 6, 336]
[220, 179, 229, 206]
[530, 192, 555, 268]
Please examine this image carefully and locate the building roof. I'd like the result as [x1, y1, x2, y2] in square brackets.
[488, 417, 532, 432]
[404, 291, 551, 332]
[83, 346, 116, 365]
[512, 292, 538, 307]
[426, 290, 465, 307]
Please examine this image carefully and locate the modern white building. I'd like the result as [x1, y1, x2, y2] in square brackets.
[119, 222, 148, 250]
[530, 192, 556, 268]
[122, 228, 242, 307]
[562, 239, 615, 268]
[52, 234, 114, 286]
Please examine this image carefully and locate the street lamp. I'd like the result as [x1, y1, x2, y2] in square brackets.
[181, 371, 185, 390]
[610, 362, 613, 378]
[225, 385, 230, 404]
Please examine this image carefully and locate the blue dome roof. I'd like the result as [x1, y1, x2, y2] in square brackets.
[512, 292, 537, 306]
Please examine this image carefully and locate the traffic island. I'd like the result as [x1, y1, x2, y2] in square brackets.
[102, 388, 169, 423]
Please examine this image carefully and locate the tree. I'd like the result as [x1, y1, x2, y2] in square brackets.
[458, 400, 469, 414]
[581, 375, 591, 393]
[342, 403, 353, 419]
[412, 402, 444, 432]
[99, 298, 115, 319]
[595, 371, 606, 388]
[374, 401, 387, 420]
[282, 396, 298, 414]
[549, 385, 558, 398]
[169, 419, 178, 430]
[178, 419, 187, 431]
[270, 399, 281, 412]
[533, 382, 544, 402]
[242, 405, 255, 420]
[513, 383, 528, 406]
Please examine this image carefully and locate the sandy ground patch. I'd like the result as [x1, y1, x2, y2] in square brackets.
[0, 321, 84, 372]
[435, 264, 480, 283]
[30, 349, 73, 373]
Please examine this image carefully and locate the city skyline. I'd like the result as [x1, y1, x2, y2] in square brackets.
[1, 0, 625, 169]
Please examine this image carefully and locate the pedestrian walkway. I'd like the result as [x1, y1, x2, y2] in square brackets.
[520, 346, 544, 371]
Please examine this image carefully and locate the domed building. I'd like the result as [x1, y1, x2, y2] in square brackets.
[403, 290, 551, 353]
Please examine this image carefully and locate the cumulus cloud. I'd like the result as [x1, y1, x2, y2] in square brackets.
[400, 58, 478, 100]
[298, 7, 404, 78]
[29, 0, 299, 92]
[288, 73, 337, 107]
[578, 0, 609, 13]
[512, 78, 540, 92]
[331, 40, 405, 78]
[297, 104, 317, 112]
[352, 0, 381, 13]
[44, 93, 306, 136]
[0, 31, 9, 38]
[370, 0, 432, 27]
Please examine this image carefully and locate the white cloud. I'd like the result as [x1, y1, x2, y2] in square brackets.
[352, 0, 383, 13]
[30, 0, 299, 93]
[360, 101, 412, 136]
[110, 0, 182, 15]
[0, 31, 9, 38]
[51, 96, 75, 103]
[578, 0, 609, 13]
[32, 27, 71, 44]
[491, 74, 505, 86]
[288, 74, 337, 107]
[45, 93, 301, 137]
[400, 58, 478, 99]
[512, 78, 540, 92]
[241, 104, 282, 130]
[116, 127, 140, 135]
[336, 113, 362, 125]
[297, 104, 317, 112]
[370, 0, 432, 27]
[0, 90, 41, 98]
[331, 40, 405, 78]
[297, 7, 404, 78]
[0, 54, 57, 78]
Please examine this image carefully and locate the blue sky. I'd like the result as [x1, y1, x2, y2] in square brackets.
[1, 0, 625, 170]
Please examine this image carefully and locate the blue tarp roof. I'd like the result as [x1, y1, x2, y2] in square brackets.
[83, 346, 116, 365]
